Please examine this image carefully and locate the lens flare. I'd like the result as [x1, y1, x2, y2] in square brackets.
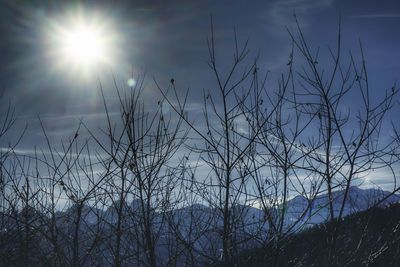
[127, 78, 136, 87]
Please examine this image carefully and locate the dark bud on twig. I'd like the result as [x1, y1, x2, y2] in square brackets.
[170, 78, 175, 84]
[287, 53, 293, 66]
[129, 163, 135, 170]
[253, 67, 257, 75]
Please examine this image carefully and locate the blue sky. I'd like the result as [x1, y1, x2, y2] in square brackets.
[0, 0, 400, 190]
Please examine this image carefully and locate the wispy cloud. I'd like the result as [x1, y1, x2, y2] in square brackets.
[273, 0, 333, 12]
[17, 111, 120, 121]
[270, 0, 334, 25]
[0, 147, 108, 161]
[349, 14, 400, 19]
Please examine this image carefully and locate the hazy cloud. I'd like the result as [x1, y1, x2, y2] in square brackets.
[270, 0, 334, 25]
[349, 13, 400, 19]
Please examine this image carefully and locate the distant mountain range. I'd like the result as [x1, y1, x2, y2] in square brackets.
[56, 186, 400, 232]
[1, 186, 399, 266]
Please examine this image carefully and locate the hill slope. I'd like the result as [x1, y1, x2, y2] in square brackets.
[234, 203, 400, 266]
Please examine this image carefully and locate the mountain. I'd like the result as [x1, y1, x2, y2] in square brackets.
[284, 186, 400, 229]
[1, 187, 399, 266]
[51, 187, 399, 231]
[58, 203, 102, 225]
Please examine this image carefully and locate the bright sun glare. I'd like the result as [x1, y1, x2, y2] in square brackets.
[62, 24, 106, 65]
[46, 11, 117, 78]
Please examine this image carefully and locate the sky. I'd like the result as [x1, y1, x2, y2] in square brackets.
[0, 0, 400, 190]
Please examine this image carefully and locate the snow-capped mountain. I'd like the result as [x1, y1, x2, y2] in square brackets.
[285, 186, 400, 228]
[53, 186, 399, 234]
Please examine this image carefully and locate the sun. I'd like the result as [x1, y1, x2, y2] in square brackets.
[61, 24, 106, 66]
[45, 10, 118, 78]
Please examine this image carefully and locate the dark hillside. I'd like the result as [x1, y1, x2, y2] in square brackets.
[231, 203, 400, 267]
